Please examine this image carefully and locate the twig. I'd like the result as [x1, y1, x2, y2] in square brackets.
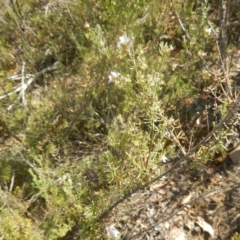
[168, 129, 186, 155]
[0, 61, 60, 101]
[127, 182, 237, 239]
[9, 172, 15, 192]
[206, 14, 233, 101]
[171, 1, 190, 41]
[0, 77, 35, 100]
[8, 74, 34, 81]
[20, 61, 26, 107]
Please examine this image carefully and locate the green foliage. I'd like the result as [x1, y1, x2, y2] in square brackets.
[0, 0, 237, 239]
[0, 207, 43, 240]
[232, 233, 240, 240]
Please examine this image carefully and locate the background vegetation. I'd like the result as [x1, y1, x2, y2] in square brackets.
[0, 0, 239, 239]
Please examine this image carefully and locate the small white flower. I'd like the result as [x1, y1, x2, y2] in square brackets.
[205, 28, 212, 35]
[57, 174, 72, 186]
[108, 71, 121, 84]
[84, 22, 90, 29]
[117, 35, 131, 47]
[67, 177, 73, 185]
[161, 155, 168, 163]
[169, 44, 174, 51]
[198, 50, 207, 57]
[106, 224, 121, 239]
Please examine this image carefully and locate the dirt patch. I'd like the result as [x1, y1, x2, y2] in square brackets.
[102, 159, 240, 239]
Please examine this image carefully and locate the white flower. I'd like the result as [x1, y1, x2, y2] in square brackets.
[108, 71, 121, 84]
[169, 44, 174, 51]
[84, 22, 90, 29]
[198, 50, 207, 57]
[57, 174, 72, 186]
[106, 224, 121, 239]
[161, 155, 168, 163]
[117, 35, 131, 47]
[205, 28, 212, 35]
[67, 177, 73, 185]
